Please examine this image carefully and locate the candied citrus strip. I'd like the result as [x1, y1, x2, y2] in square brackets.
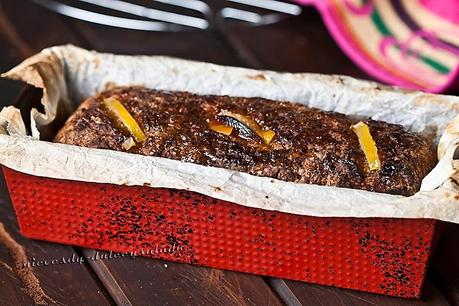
[351, 121, 381, 171]
[209, 122, 233, 135]
[219, 110, 276, 145]
[103, 97, 146, 143]
[259, 130, 276, 144]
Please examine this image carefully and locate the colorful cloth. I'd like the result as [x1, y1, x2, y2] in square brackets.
[295, 0, 459, 92]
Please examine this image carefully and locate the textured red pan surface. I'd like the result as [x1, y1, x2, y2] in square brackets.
[2, 166, 438, 298]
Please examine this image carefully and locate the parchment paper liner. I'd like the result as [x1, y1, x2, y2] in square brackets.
[1, 45, 458, 223]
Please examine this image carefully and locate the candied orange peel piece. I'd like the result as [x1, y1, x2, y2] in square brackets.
[103, 97, 147, 143]
[258, 130, 276, 144]
[218, 110, 276, 145]
[351, 121, 381, 171]
[209, 122, 234, 135]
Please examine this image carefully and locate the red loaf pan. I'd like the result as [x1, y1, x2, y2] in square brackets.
[2, 166, 439, 298]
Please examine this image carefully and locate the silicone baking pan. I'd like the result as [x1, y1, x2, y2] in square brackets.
[2, 165, 438, 298]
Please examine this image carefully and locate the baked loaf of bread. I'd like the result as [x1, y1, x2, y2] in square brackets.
[55, 87, 437, 196]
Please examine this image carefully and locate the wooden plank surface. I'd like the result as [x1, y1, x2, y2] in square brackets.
[269, 279, 449, 306]
[69, 20, 242, 66]
[83, 249, 283, 306]
[219, 7, 371, 78]
[0, 0, 458, 305]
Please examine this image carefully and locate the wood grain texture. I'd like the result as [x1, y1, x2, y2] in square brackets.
[64, 12, 287, 306]
[271, 279, 449, 306]
[84, 252, 283, 306]
[219, 7, 371, 79]
[82, 250, 133, 306]
[68, 21, 242, 66]
[0, 0, 89, 111]
[0, 0, 458, 305]
[0, 0, 89, 53]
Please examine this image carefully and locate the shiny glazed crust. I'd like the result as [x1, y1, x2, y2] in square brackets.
[55, 87, 437, 196]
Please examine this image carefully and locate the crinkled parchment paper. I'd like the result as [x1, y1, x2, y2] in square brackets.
[1, 45, 459, 222]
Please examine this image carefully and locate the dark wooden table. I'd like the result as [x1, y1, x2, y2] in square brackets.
[1, 1, 459, 305]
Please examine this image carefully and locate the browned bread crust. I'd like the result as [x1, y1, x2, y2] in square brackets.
[55, 87, 437, 196]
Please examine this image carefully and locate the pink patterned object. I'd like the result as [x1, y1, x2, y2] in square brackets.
[293, 0, 459, 93]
